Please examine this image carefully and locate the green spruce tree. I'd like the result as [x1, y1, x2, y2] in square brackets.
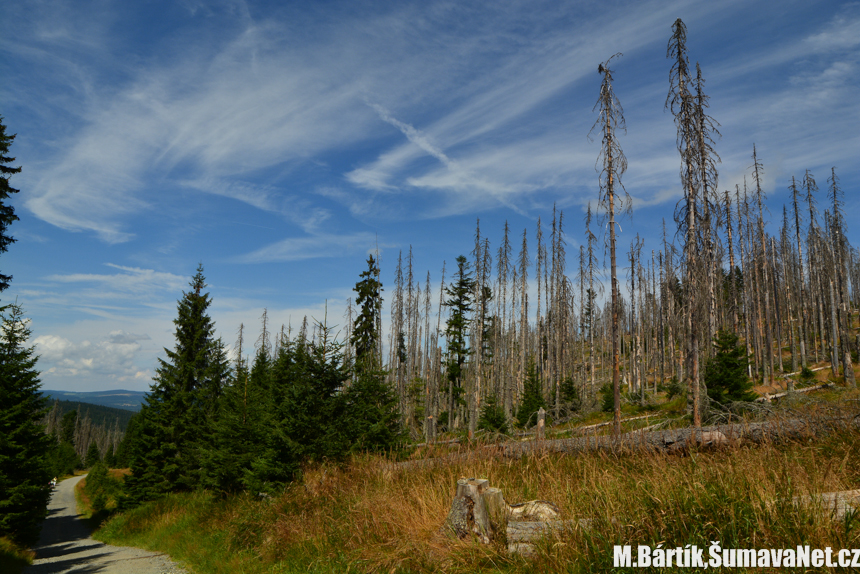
[703, 330, 756, 405]
[0, 304, 52, 546]
[125, 265, 230, 503]
[345, 256, 403, 452]
[477, 394, 508, 434]
[0, 117, 22, 292]
[351, 255, 383, 371]
[444, 255, 475, 425]
[277, 322, 351, 464]
[516, 357, 547, 428]
[84, 441, 101, 468]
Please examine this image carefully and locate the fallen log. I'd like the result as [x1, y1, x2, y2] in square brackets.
[755, 382, 833, 403]
[395, 412, 860, 471]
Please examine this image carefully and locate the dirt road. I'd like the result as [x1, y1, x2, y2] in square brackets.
[25, 475, 187, 574]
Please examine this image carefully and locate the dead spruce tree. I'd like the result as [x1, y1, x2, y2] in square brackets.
[667, 18, 704, 426]
[828, 168, 856, 386]
[591, 53, 629, 440]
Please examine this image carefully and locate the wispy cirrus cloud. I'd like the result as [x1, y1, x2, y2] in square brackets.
[235, 232, 379, 263]
[47, 264, 187, 295]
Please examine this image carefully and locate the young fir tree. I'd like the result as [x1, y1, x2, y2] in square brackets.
[125, 265, 230, 503]
[477, 394, 508, 435]
[345, 256, 403, 452]
[0, 304, 52, 546]
[204, 344, 280, 494]
[703, 330, 756, 405]
[103, 443, 116, 468]
[351, 255, 384, 371]
[444, 255, 475, 428]
[516, 357, 547, 428]
[277, 321, 351, 465]
[84, 441, 101, 468]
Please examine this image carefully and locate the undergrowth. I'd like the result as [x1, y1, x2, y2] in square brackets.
[0, 536, 35, 574]
[94, 412, 860, 573]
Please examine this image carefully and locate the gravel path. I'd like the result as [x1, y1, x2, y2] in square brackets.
[25, 475, 187, 574]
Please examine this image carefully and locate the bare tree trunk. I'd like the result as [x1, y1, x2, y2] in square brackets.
[592, 55, 628, 439]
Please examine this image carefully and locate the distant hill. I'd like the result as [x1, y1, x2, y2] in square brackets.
[45, 399, 137, 432]
[40, 389, 147, 412]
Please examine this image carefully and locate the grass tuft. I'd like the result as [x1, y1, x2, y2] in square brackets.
[0, 536, 35, 574]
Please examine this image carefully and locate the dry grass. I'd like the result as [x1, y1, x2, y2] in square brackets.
[96, 394, 860, 573]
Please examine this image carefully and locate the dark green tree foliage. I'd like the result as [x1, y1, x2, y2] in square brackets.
[345, 260, 403, 452]
[204, 346, 279, 494]
[444, 255, 475, 418]
[703, 330, 756, 404]
[516, 358, 547, 428]
[103, 444, 116, 468]
[125, 265, 230, 502]
[559, 377, 581, 414]
[277, 324, 350, 464]
[0, 117, 21, 292]
[60, 410, 77, 444]
[351, 255, 383, 371]
[113, 414, 139, 468]
[0, 304, 52, 546]
[600, 383, 615, 413]
[84, 441, 101, 468]
[343, 364, 404, 453]
[477, 395, 508, 434]
[49, 442, 81, 477]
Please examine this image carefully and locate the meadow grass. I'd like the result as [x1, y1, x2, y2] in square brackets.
[93, 403, 860, 573]
[0, 536, 35, 574]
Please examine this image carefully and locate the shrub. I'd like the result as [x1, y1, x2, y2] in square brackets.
[516, 358, 546, 428]
[599, 383, 616, 413]
[664, 376, 685, 399]
[477, 395, 508, 435]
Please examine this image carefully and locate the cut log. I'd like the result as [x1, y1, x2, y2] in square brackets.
[508, 500, 560, 521]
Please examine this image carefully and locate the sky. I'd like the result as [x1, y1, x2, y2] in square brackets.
[1, 0, 858, 392]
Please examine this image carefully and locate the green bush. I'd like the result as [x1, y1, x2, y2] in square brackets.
[84, 461, 124, 513]
[664, 376, 685, 399]
[799, 365, 816, 384]
[559, 377, 582, 414]
[477, 395, 508, 435]
[600, 383, 614, 413]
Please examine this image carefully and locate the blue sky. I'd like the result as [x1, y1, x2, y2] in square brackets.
[1, 0, 858, 392]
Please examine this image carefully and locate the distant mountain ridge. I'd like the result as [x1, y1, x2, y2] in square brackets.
[40, 389, 148, 412]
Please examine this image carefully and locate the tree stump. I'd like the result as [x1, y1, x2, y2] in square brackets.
[443, 478, 494, 543]
[536, 407, 546, 441]
[443, 478, 562, 551]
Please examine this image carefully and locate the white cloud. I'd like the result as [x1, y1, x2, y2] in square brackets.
[34, 330, 152, 382]
[47, 264, 187, 297]
[236, 232, 379, 263]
